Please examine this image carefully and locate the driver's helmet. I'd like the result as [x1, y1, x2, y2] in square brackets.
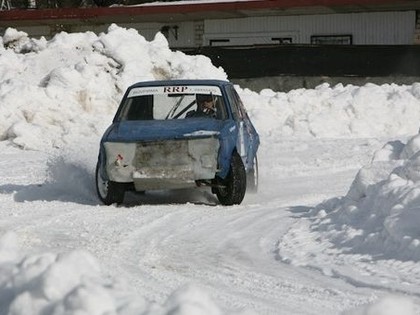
[196, 94, 214, 104]
[196, 94, 216, 116]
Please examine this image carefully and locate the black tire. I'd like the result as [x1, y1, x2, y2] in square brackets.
[246, 155, 259, 193]
[95, 162, 126, 205]
[215, 151, 247, 205]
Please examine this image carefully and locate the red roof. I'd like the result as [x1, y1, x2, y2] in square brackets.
[0, 0, 418, 23]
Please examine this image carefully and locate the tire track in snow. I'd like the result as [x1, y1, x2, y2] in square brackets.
[105, 202, 372, 314]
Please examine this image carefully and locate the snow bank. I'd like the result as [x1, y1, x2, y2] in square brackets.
[276, 134, 420, 312]
[240, 83, 420, 140]
[309, 133, 420, 261]
[0, 232, 249, 315]
[272, 133, 420, 314]
[2, 27, 420, 151]
[0, 25, 226, 151]
[278, 134, 420, 264]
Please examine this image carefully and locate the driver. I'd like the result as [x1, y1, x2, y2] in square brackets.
[186, 94, 216, 118]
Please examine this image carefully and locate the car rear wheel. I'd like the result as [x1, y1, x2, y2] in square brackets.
[247, 155, 259, 193]
[215, 151, 246, 205]
[95, 162, 126, 205]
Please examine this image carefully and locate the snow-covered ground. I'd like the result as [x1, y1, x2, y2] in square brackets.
[1, 25, 420, 315]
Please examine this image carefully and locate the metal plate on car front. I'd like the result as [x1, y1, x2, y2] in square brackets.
[132, 137, 219, 190]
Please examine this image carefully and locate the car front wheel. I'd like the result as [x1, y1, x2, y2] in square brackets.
[95, 162, 126, 205]
[215, 151, 246, 205]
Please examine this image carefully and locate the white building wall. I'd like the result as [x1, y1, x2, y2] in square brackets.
[128, 21, 196, 48]
[73, 21, 196, 48]
[203, 11, 415, 46]
[27, 10, 415, 48]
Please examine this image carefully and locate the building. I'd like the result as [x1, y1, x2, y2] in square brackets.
[1, 0, 420, 87]
[1, 0, 420, 47]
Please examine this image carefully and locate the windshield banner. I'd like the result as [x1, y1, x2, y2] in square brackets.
[128, 85, 222, 98]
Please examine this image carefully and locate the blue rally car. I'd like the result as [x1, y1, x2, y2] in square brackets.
[96, 79, 260, 205]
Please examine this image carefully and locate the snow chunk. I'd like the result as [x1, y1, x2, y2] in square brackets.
[0, 232, 251, 315]
[342, 295, 415, 315]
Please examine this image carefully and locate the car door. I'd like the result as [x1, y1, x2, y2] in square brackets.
[225, 85, 260, 171]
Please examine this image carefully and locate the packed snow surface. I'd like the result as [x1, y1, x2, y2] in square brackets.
[1, 25, 420, 315]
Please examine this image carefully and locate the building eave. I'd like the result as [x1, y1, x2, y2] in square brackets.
[1, 0, 420, 26]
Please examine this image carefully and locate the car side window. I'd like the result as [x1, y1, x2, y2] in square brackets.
[234, 89, 248, 120]
[119, 96, 154, 120]
[225, 86, 240, 120]
[226, 85, 248, 121]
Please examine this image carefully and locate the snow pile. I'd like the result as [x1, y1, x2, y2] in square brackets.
[240, 83, 420, 140]
[2, 27, 420, 151]
[0, 233, 247, 315]
[309, 133, 420, 261]
[276, 133, 420, 309]
[0, 25, 226, 151]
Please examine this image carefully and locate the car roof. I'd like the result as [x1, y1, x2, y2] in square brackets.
[128, 79, 232, 89]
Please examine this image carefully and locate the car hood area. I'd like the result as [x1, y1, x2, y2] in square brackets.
[103, 118, 234, 143]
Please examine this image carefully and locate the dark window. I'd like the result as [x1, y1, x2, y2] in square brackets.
[225, 86, 249, 121]
[272, 37, 293, 44]
[123, 95, 154, 120]
[225, 87, 240, 120]
[311, 35, 352, 45]
[209, 39, 230, 46]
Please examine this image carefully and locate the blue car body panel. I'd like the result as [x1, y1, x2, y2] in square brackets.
[98, 79, 259, 183]
[101, 118, 238, 178]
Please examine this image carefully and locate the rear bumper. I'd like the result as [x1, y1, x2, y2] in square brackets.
[103, 137, 219, 190]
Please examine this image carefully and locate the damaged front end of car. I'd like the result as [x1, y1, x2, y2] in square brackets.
[103, 136, 220, 191]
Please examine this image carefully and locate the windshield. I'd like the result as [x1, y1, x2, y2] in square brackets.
[117, 85, 227, 121]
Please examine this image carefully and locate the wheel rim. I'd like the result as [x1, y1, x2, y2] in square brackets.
[218, 184, 229, 197]
[216, 174, 231, 198]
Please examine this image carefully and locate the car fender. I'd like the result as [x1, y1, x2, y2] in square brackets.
[217, 121, 238, 179]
